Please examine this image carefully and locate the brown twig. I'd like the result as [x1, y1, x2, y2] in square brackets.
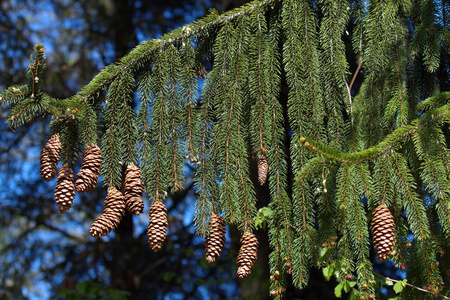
[349, 59, 362, 93]
[375, 272, 449, 299]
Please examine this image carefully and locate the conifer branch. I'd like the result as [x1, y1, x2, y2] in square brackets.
[0, 85, 28, 107]
[181, 39, 197, 160]
[71, 0, 279, 105]
[193, 81, 214, 236]
[167, 45, 183, 192]
[237, 126, 253, 232]
[298, 102, 450, 164]
[153, 49, 169, 199]
[266, 3, 294, 268]
[390, 151, 429, 241]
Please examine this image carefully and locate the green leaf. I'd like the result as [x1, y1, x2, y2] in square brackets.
[322, 264, 335, 281]
[318, 246, 333, 263]
[385, 279, 394, 286]
[260, 207, 274, 218]
[343, 281, 351, 293]
[393, 279, 407, 294]
[254, 207, 274, 229]
[334, 282, 343, 298]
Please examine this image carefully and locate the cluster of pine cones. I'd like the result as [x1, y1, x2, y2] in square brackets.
[39, 134, 161, 247]
[39, 133, 260, 278]
[204, 213, 259, 278]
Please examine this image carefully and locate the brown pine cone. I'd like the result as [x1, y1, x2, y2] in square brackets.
[54, 164, 75, 213]
[257, 156, 268, 186]
[123, 165, 144, 215]
[236, 232, 259, 278]
[75, 145, 102, 193]
[371, 204, 396, 261]
[205, 213, 226, 263]
[89, 188, 126, 238]
[40, 133, 62, 181]
[147, 201, 168, 252]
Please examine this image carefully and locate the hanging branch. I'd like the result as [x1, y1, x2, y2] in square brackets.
[148, 48, 170, 200]
[180, 38, 198, 162]
[166, 45, 185, 193]
[193, 79, 215, 236]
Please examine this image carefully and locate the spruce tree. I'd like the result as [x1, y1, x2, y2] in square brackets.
[2, 0, 450, 298]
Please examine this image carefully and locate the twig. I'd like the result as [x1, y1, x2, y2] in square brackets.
[349, 58, 362, 93]
[375, 272, 450, 299]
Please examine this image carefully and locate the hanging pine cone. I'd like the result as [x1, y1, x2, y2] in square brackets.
[236, 232, 259, 278]
[205, 213, 226, 263]
[40, 133, 62, 181]
[147, 201, 168, 252]
[257, 156, 268, 186]
[54, 164, 75, 213]
[123, 165, 144, 215]
[371, 203, 396, 261]
[90, 188, 126, 238]
[75, 145, 102, 193]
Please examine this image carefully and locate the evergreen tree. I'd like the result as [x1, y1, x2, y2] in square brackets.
[2, 0, 450, 298]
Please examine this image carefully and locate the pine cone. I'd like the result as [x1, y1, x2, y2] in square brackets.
[123, 165, 144, 215]
[40, 133, 62, 181]
[147, 201, 168, 252]
[371, 204, 396, 261]
[236, 232, 259, 278]
[75, 145, 102, 193]
[90, 188, 126, 238]
[54, 164, 75, 213]
[205, 213, 226, 263]
[257, 156, 268, 186]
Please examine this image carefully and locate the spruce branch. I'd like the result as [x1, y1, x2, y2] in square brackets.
[298, 101, 450, 163]
[70, 0, 279, 105]
[0, 85, 29, 107]
[28, 44, 46, 98]
[193, 79, 215, 236]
